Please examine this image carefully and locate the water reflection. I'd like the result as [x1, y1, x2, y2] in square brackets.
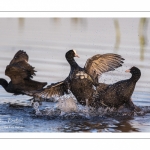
[138, 18, 148, 61]
[113, 120, 139, 132]
[0, 18, 150, 132]
[71, 18, 81, 24]
[70, 18, 86, 26]
[59, 121, 105, 132]
[59, 118, 139, 132]
[114, 19, 121, 51]
[18, 18, 25, 31]
[52, 18, 61, 25]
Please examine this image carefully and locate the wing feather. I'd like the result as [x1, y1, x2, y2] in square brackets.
[84, 53, 124, 83]
[9, 50, 29, 65]
[34, 81, 70, 101]
[5, 61, 36, 80]
[5, 50, 36, 81]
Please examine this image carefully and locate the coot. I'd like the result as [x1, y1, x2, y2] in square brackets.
[94, 66, 141, 110]
[35, 50, 124, 106]
[0, 50, 47, 96]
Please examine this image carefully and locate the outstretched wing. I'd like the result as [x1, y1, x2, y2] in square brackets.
[84, 53, 124, 83]
[5, 50, 36, 81]
[5, 61, 36, 79]
[9, 50, 29, 65]
[34, 81, 70, 101]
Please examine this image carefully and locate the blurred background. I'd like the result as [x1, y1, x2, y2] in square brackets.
[0, 18, 149, 92]
[0, 18, 150, 132]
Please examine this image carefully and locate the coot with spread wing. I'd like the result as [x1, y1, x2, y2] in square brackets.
[35, 49, 124, 107]
[0, 50, 47, 96]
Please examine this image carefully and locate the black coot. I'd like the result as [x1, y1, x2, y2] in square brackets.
[35, 49, 124, 107]
[0, 50, 47, 96]
[94, 66, 141, 110]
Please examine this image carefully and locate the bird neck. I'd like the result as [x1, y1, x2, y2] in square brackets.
[0, 79, 9, 91]
[66, 57, 79, 69]
[130, 73, 141, 83]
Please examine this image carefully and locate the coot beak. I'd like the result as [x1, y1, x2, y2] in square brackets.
[125, 69, 130, 73]
[75, 54, 80, 58]
[73, 49, 80, 58]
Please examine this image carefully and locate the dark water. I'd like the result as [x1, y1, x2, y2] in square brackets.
[0, 18, 150, 132]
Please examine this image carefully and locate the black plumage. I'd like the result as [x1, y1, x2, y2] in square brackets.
[94, 66, 141, 110]
[35, 49, 124, 106]
[0, 50, 47, 96]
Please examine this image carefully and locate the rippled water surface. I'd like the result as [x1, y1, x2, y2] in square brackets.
[0, 18, 150, 132]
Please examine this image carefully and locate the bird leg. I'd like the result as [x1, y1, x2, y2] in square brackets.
[84, 99, 90, 118]
[29, 97, 42, 106]
[29, 98, 34, 106]
[126, 99, 141, 112]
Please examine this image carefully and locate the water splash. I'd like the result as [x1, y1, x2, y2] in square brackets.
[32, 94, 150, 119]
[56, 94, 78, 114]
[33, 102, 42, 116]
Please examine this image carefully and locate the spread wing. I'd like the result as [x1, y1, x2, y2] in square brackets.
[5, 61, 36, 79]
[84, 53, 124, 83]
[34, 81, 70, 101]
[9, 50, 29, 65]
[5, 50, 36, 81]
